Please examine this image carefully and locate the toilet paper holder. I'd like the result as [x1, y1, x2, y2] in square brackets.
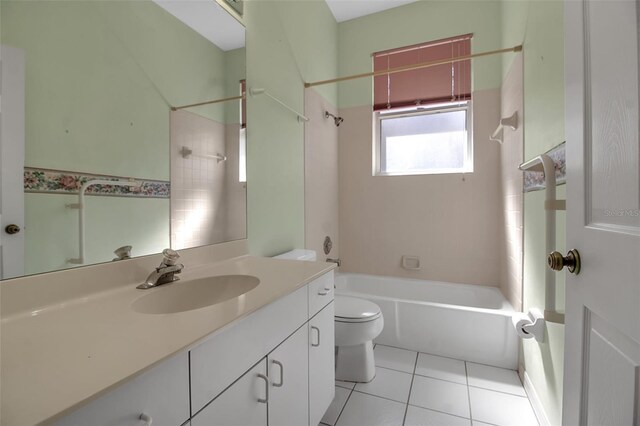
[513, 308, 545, 343]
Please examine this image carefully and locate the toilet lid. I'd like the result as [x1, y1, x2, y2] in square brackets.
[335, 296, 381, 323]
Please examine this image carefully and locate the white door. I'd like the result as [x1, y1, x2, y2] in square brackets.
[191, 359, 267, 426]
[564, 1, 640, 425]
[308, 302, 335, 426]
[268, 325, 309, 426]
[0, 45, 25, 279]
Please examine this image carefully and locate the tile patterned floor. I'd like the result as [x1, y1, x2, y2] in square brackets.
[320, 344, 539, 426]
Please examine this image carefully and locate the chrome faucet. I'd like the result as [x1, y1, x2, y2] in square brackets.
[326, 258, 341, 267]
[137, 249, 184, 289]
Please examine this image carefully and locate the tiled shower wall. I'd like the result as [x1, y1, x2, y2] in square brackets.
[499, 54, 524, 310]
[338, 89, 503, 286]
[304, 88, 340, 261]
[170, 110, 243, 250]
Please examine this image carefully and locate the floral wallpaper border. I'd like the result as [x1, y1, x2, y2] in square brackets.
[523, 142, 566, 192]
[24, 167, 170, 198]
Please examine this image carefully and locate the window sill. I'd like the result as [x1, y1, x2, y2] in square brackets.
[375, 168, 473, 177]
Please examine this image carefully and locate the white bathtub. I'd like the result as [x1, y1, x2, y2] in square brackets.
[335, 273, 518, 369]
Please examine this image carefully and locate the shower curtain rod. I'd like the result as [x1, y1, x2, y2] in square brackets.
[304, 45, 523, 89]
[171, 94, 244, 111]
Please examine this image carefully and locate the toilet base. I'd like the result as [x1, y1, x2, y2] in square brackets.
[335, 341, 376, 383]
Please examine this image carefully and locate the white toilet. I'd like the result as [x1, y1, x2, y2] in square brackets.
[274, 249, 384, 383]
[334, 295, 384, 383]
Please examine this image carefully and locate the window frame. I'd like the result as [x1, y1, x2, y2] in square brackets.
[373, 100, 474, 177]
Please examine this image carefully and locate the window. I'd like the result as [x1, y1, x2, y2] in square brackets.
[239, 79, 247, 183]
[373, 35, 473, 176]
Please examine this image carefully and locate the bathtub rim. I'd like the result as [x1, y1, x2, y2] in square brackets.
[335, 272, 516, 315]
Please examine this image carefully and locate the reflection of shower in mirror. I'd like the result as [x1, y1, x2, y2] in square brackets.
[1, 0, 246, 277]
[325, 111, 344, 127]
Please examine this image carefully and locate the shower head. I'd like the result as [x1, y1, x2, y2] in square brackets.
[325, 111, 344, 127]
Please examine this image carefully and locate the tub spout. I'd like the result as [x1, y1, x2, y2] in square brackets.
[326, 258, 341, 267]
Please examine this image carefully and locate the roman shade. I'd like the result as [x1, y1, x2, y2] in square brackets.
[373, 34, 472, 111]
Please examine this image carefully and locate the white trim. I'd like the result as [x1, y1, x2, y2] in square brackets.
[523, 370, 552, 426]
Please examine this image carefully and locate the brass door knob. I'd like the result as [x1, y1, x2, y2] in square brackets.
[5, 224, 20, 235]
[548, 249, 581, 274]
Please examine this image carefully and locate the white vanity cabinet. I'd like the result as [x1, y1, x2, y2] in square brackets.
[189, 285, 308, 413]
[191, 360, 268, 426]
[53, 270, 334, 426]
[53, 353, 190, 426]
[190, 271, 335, 426]
[309, 302, 335, 426]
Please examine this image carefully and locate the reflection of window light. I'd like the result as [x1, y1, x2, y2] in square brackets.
[239, 128, 247, 183]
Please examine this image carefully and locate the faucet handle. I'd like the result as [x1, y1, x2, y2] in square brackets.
[162, 248, 180, 266]
[113, 245, 132, 261]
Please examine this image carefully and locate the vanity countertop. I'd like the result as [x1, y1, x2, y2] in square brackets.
[1, 255, 335, 426]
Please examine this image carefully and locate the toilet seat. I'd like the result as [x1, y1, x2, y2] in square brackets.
[335, 296, 382, 323]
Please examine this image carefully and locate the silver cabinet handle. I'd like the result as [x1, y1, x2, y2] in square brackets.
[257, 373, 269, 403]
[318, 287, 332, 296]
[311, 326, 320, 347]
[139, 413, 153, 426]
[272, 360, 284, 387]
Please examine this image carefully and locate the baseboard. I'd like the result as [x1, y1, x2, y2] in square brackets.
[523, 371, 551, 426]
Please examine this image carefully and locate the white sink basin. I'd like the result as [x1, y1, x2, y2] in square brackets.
[132, 275, 260, 314]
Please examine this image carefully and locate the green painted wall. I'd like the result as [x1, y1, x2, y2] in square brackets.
[502, 1, 565, 424]
[245, 0, 337, 256]
[337, 0, 504, 109]
[2, 0, 238, 274]
[24, 194, 169, 275]
[1, 0, 228, 178]
[224, 47, 247, 124]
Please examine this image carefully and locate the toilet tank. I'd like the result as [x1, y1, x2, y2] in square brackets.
[273, 249, 317, 261]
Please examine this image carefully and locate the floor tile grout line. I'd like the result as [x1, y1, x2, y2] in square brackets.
[412, 371, 469, 386]
[375, 343, 520, 373]
[410, 368, 527, 396]
[333, 387, 354, 426]
[374, 365, 414, 376]
[351, 389, 411, 406]
[374, 344, 419, 373]
[402, 351, 419, 425]
[373, 364, 416, 375]
[344, 388, 476, 422]
[335, 382, 356, 390]
[467, 383, 528, 397]
[471, 420, 502, 426]
[465, 362, 474, 422]
[332, 345, 535, 426]
[405, 403, 473, 421]
[341, 385, 535, 425]
[465, 361, 469, 386]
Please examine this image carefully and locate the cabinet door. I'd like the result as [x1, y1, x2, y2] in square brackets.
[268, 325, 309, 426]
[191, 359, 268, 426]
[308, 302, 335, 426]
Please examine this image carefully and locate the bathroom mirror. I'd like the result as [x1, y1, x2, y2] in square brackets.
[0, 0, 246, 278]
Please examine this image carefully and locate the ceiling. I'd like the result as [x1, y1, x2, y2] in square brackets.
[154, 0, 420, 49]
[153, 0, 245, 51]
[325, 0, 420, 23]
